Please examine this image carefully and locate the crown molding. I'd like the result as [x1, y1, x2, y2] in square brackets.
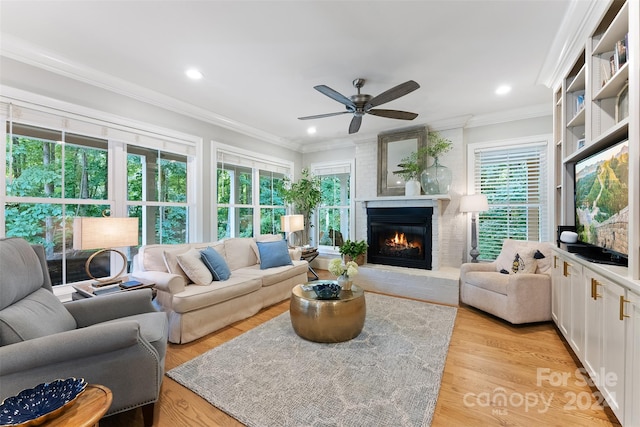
[0, 35, 301, 152]
[537, 0, 612, 90]
[465, 103, 551, 128]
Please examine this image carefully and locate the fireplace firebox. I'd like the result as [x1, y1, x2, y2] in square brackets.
[366, 207, 432, 269]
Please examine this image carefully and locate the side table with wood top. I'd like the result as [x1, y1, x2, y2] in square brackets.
[45, 384, 112, 427]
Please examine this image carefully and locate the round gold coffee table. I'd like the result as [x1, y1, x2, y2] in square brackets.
[290, 282, 366, 343]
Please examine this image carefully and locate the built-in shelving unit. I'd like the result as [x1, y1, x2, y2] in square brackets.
[551, 1, 639, 425]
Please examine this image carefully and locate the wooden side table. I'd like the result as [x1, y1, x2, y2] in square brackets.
[45, 384, 112, 426]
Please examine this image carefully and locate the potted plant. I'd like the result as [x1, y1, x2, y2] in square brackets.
[392, 147, 429, 196]
[339, 239, 368, 265]
[281, 168, 322, 246]
[421, 131, 453, 194]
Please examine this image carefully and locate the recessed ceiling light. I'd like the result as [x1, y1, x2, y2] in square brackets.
[495, 85, 511, 95]
[307, 126, 317, 135]
[185, 68, 203, 80]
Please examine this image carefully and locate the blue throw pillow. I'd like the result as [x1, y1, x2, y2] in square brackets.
[200, 247, 231, 281]
[256, 240, 293, 270]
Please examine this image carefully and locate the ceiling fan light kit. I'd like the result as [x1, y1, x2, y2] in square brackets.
[298, 78, 420, 134]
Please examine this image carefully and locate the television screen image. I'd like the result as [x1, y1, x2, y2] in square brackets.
[574, 140, 629, 257]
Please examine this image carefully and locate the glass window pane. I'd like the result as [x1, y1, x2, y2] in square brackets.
[217, 207, 230, 240]
[127, 153, 144, 201]
[259, 170, 285, 205]
[6, 134, 62, 198]
[318, 207, 347, 247]
[141, 205, 187, 245]
[64, 138, 108, 200]
[159, 152, 187, 203]
[260, 207, 286, 235]
[217, 168, 231, 204]
[237, 207, 253, 237]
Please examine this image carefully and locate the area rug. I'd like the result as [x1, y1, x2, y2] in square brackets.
[167, 293, 457, 427]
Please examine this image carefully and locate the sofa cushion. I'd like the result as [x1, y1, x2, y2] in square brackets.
[200, 247, 231, 280]
[171, 276, 262, 313]
[140, 243, 190, 273]
[237, 261, 308, 287]
[224, 238, 259, 271]
[464, 271, 510, 296]
[177, 248, 213, 286]
[0, 238, 47, 309]
[163, 247, 190, 284]
[0, 288, 77, 345]
[256, 240, 293, 269]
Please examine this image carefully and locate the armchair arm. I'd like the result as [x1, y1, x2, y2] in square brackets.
[460, 262, 497, 276]
[132, 270, 186, 294]
[65, 289, 156, 327]
[0, 321, 142, 377]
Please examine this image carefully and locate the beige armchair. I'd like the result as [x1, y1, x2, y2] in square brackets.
[0, 238, 168, 426]
[459, 239, 553, 324]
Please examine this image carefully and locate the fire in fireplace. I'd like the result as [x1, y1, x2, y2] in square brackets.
[367, 207, 432, 269]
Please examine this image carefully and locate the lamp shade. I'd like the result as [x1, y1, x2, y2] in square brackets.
[73, 217, 139, 250]
[460, 194, 489, 213]
[280, 214, 304, 233]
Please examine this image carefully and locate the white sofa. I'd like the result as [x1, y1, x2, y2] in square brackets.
[131, 235, 307, 343]
[459, 239, 553, 324]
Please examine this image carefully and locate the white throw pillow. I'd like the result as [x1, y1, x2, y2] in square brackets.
[496, 240, 538, 274]
[163, 247, 190, 283]
[176, 248, 213, 286]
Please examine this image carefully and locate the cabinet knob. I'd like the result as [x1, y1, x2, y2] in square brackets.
[620, 295, 631, 321]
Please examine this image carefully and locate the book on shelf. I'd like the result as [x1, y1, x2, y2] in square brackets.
[614, 34, 628, 71]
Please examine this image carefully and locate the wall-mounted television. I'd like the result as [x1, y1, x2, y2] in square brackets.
[573, 139, 629, 266]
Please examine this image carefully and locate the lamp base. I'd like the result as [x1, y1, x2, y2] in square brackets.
[85, 248, 128, 286]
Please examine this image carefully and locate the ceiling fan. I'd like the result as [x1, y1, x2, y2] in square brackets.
[298, 78, 420, 134]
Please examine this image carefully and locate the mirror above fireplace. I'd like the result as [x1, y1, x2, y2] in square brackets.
[377, 126, 427, 196]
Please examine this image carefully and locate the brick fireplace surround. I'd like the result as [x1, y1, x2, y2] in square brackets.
[349, 137, 465, 306]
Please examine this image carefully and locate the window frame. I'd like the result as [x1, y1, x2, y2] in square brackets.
[310, 160, 355, 255]
[467, 134, 554, 261]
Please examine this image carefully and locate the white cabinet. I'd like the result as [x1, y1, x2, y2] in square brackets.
[624, 289, 640, 426]
[553, 249, 639, 425]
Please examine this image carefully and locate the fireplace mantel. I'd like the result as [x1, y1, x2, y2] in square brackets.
[357, 195, 450, 209]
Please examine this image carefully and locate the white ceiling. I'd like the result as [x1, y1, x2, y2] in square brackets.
[1, 0, 578, 151]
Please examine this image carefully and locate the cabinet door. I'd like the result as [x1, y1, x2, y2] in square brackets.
[625, 290, 640, 427]
[551, 253, 562, 325]
[583, 271, 603, 379]
[601, 280, 626, 421]
[559, 258, 573, 337]
[568, 262, 585, 358]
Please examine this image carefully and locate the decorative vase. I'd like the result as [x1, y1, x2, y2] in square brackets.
[337, 273, 352, 291]
[405, 179, 421, 197]
[420, 157, 452, 195]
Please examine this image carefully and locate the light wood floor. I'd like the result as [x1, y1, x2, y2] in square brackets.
[103, 270, 621, 426]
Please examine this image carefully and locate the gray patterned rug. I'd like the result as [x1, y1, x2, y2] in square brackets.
[167, 293, 457, 427]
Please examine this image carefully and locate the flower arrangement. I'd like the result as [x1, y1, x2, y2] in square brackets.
[328, 258, 359, 278]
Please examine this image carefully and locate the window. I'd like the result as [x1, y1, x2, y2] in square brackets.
[216, 147, 290, 240]
[471, 141, 549, 261]
[2, 101, 198, 287]
[312, 162, 353, 252]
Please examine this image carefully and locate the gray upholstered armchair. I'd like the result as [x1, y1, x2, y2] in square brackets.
[0, 237, 168, 426]
[460, 239, 553, 324]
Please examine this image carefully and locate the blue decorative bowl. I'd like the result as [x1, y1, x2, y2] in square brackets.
[0, 377, 87, 426]
[312, 282, 342, 299]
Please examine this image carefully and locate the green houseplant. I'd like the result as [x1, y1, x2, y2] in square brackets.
[281, 168, 322, 246]
[339, 239, 368, 265]
[421, 130, 453, 194]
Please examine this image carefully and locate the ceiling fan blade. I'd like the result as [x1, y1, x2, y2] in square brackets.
[349, 115, 362, 134]
[314, 85, 356, 109]
[298, 111, 351, 120]
[366, 80, 420, 109]
[367, 109, 418, 120]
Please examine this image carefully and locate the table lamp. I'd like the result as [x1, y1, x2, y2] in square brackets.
[281, 214, 304, 247]
[460, 194, 489, 263]
[73, 216, 139, 286]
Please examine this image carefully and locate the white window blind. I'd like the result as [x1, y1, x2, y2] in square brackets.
[473, 143, 548, 261]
